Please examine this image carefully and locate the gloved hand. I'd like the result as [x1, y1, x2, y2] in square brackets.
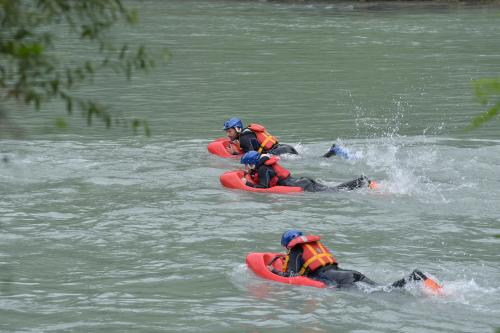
[324, 144, 351, 159]
[323, 144, 337, 158]
[226, 143, 239, 155]
[268, 266, 285, 276]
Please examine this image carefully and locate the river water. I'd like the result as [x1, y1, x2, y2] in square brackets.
[1, 1, 500, 332]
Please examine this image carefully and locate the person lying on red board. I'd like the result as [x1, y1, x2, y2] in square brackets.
[240, 151, 376, 192]
[223, 117, 298, 156]
[273, 230, 443, 293]
[223, 117, 353, 158]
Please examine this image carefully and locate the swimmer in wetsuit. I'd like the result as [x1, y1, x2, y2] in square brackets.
[223, 117, 298, 156]
[274, 230, 440, 291]
[240, 151, 375, 192]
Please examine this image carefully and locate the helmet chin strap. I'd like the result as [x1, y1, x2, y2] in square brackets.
[235, 127, 242, 133]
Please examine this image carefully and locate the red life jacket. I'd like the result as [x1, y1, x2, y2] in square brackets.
[282, 235, 337, 275]
[247, 123, 278, 153]
[250, 155, 290, 187]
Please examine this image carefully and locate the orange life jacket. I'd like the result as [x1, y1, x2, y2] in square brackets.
[250, 155, 290, 187]
[282, 235, 337, 275]
[247, 123, 278, 153]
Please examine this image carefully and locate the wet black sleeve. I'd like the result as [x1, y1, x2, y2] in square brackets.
[239, 132, 259, 153]
[244, 165, 276, 188]
[257, 165, 276, 188]
[285, 247, 304, 276]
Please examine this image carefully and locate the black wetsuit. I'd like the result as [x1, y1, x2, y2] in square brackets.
[244, 156, 370, 192]
[285, 247, 377, 287]
[283, 247, 425, 289]
[244, 156, 281, 189]
[280, 175, 370, 192]
[238, 128, 298, 155]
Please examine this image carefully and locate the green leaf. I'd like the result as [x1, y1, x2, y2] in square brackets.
[81, 25, 94, 39]
[474, 79, 500, 105]
[17, 43, 45, 58]
[84, 61, 94, 74]
[467, 104, 499, 130]
[14, 28, 31, 40]
[55, 117, 68, 129]
[50, 79, 59, 93]
[469, 78, 500, 129]
[131, 118, 140, 133]
[123, 9, 138, 25]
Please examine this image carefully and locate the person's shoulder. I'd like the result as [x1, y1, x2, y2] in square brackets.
[241, 128, 255, 136]
[256, 156, 271, 168]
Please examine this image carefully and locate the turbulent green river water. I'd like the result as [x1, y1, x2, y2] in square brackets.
[1, 1, 500, 332]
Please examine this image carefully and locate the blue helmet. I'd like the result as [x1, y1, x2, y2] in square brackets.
[281, 229, 303, 248]
[240, 151, 261, 166]
[223, 117, 243, 131]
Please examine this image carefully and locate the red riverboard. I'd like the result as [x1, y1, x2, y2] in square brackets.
[246, 252, 326, 288]
[207, 138, 242, 158]
[220, 170, 303, 194]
